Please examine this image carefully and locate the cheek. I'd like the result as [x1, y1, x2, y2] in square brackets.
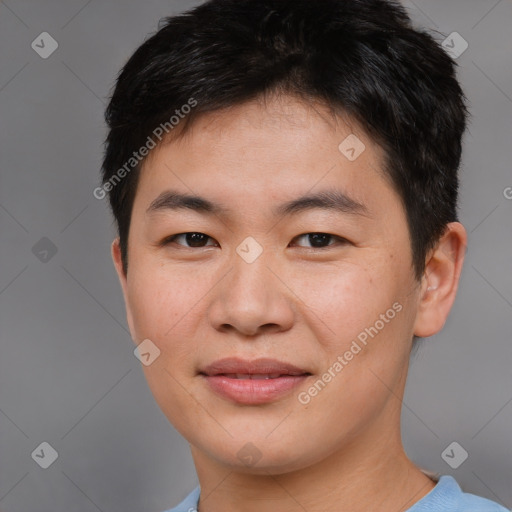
[293, 260, 413, 398]
[125, 265, 211, 434]
[126, 262, 204, 341]
[292, 261, 398, 349]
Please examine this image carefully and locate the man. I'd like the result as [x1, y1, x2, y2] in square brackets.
[100, 0, 508, 510]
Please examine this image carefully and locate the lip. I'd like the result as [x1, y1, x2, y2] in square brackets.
[199, 357, 311, 405]
[200, 357, 309, 376]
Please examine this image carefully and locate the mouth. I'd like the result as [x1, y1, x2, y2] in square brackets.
[199, 357, 310, 376]
[199, 358, 312, 404]
[217, 373, 295, 379]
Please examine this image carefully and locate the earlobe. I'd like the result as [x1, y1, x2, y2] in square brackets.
[413, 222, 467, 338]
[111, 238, 136, 340]
[111, 237, 127, 290]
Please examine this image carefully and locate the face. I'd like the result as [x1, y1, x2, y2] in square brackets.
[113, 95, 427, 474]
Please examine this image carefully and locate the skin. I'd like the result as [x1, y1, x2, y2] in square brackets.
[111, 94, 467, 512]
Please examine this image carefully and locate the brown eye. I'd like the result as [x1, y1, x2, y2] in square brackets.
[163, 232, 217, 248]
[292, 233, 348, 249]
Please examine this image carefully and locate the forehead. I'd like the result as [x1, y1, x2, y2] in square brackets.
[134, 95, 395, 218]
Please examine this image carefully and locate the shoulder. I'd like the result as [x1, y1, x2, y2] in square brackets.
[161, 477, 510, 512]
[408, 475, 509, 512]
[161, 486, 200, 512]
[456, 485, 510, 512]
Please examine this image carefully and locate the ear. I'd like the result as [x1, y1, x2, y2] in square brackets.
[111, 237, 136, 340]
[413, 222, 467, 338]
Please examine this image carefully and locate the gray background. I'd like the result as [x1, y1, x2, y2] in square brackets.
[0, 1, 511, 511]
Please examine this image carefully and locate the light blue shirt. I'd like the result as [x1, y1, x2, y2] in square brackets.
[163, 475, 509, 512]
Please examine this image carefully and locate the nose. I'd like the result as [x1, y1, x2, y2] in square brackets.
[207, 250, 295, 337]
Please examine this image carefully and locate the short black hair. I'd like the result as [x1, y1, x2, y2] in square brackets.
[101, 0, 469, 279]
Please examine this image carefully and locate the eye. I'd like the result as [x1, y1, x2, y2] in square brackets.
[162, 232, 218, 248]
[291, 232, 348, 249]
[160, 232, 348, 250]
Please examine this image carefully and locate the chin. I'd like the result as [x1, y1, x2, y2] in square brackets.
[196, 432, 327, 475]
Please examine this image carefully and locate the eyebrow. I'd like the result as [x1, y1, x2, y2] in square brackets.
[146, 188, 369, 218]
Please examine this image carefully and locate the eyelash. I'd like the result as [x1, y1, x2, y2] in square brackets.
[160, 232, 349, 250]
